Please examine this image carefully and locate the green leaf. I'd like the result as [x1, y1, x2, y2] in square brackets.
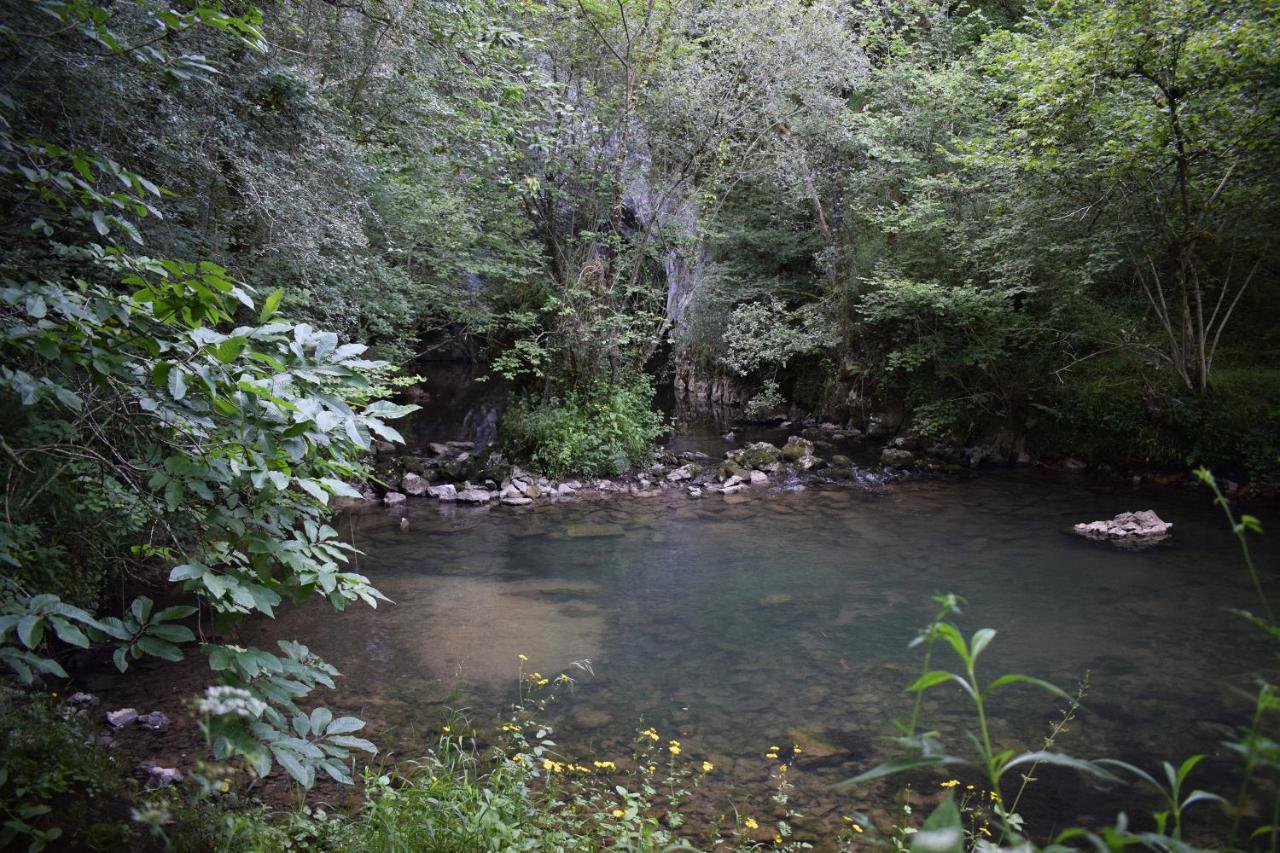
[911, 795, 964, 853]
[259, 288, 285, 322]
[271, 746, 315, 789]
[834, 754, 953, 788]
[969, 628, 996, 659]
[325, 716, 366, 735]
[985, 673, 1071, 702]
[310, 706, 333, 735]
[136, 636, 184, 661]
[168, 367, 187, 401]
[130, 596, 154, 624]
[1001, 752, 1121, 783]
[91, 210, 109, 235]
[16, 615, 43, 649]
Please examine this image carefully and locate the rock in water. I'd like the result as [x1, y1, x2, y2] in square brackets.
[880, 448, 915, 467]
[106, 708, 138, 727]
[383, 492, 406, 506]
[1073, 510, 1172, 548]
[401, 472, 430, 496]
[138, 711, 171, 731]
[427, 483, 457, 501]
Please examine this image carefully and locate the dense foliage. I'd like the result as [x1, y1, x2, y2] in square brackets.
[1, 0, 1278, 847]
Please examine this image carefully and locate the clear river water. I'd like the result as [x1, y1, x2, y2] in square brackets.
[231, 455, 1276, 845]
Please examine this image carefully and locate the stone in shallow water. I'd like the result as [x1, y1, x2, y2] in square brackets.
[106, 708, 137, 727]
[138, 711, 171, 731]
[383, 491, 406, 506]
[401, 472, 430, 496]
[566, 523, 625, 538]
[1073, 510, 1172, 547]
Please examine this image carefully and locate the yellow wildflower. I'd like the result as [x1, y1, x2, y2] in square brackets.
[442, 725, 451, 733]
[701, 761, 714, 773]
[593, 760, 618, 771]
[611, 808, 624, 818]
[940, 779, 960, 789]
[646, 764, 656, 774]
[219, 780, 230, 792]
[852, 824, 863, 834]
[979, 826, 992, 837]
[774, 836, 783, 845]
[639, 727, 660, 741]
[518, 654, 528, 661]
[778, 764, 788, 773]
[744, 817, 759, 830]
[966, 784, 975, 791]
[793, 744, 802, 754]
[668, 740, 681, 756]
[765, 752, 779, 760]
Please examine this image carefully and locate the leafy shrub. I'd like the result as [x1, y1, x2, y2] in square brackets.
[0, 691, 137, 852]
[500, 379, 666, 478]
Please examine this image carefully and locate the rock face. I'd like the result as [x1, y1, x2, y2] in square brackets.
[1073, 510, 1173, 547]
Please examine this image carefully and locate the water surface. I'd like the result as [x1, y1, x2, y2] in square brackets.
[247, 468, 1277, 844]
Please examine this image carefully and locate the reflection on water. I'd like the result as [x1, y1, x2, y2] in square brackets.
[251, 471, 1277, 844]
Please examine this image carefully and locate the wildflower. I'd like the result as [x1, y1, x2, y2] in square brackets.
[219, 780, 230, 793]
[518, 654, 528, 661]
[593, 760, 618, 771]
[940, 779, 960, 789]
[612, 808, 624, 818]
[778, 764, 788, 773]
[558, 673, 571, 683]
[639, 727, 660, 741]
[668, 740, 682, 755]
[979, 826, 992, 837]
[966, 784, 975, 791]
[989, 790, 1001, 801]
[774, 836, 783, 845]
[646, 764, 656, 774]
[542, 758, 564, 773]
[792, 744, 802, 754]
[701, 761, 714, 773]
[744, 817, 759, 830]
[442, 725, 451, 733]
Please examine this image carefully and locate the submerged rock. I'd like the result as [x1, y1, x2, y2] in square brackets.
[501, 496, 533, 506]
[566, 523, 625, 538]
[383, 491, 406, 506]
[1073, 510, 1172, 547]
